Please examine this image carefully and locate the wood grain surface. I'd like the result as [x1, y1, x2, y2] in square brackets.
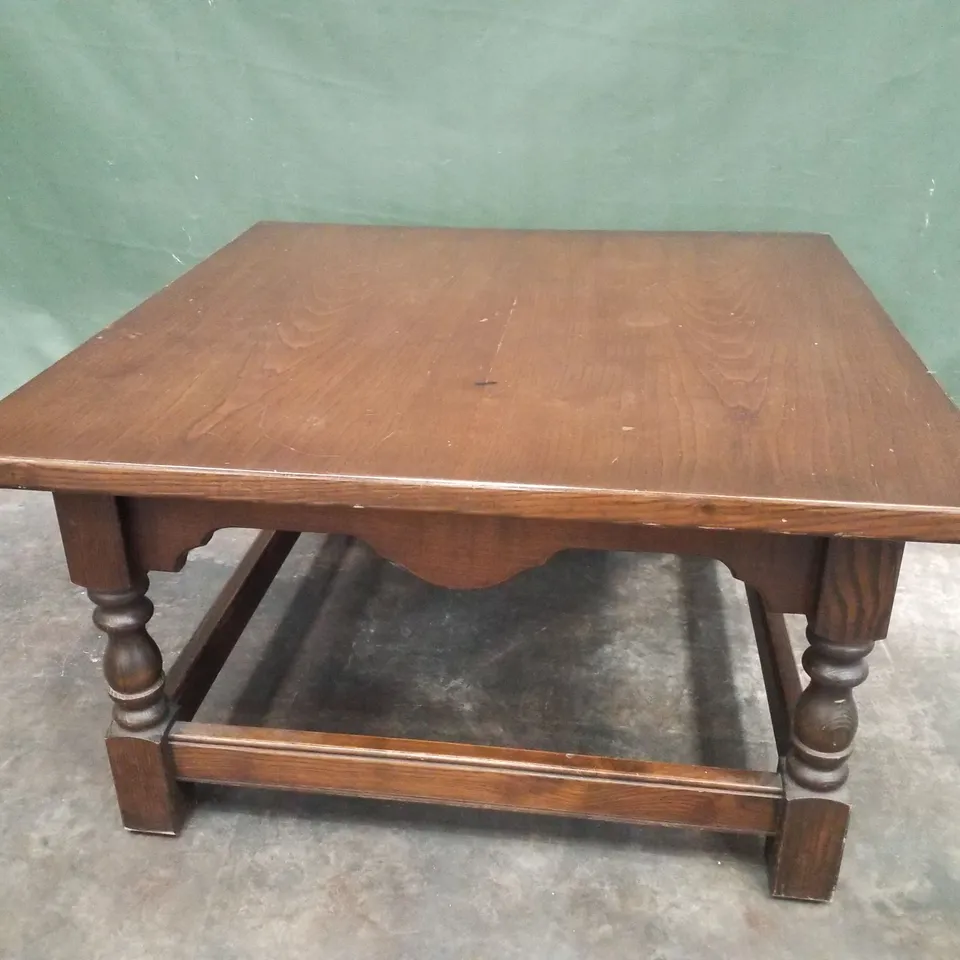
[768, 788, 851, 902]
[169, 722, 781, 836]
[1, 223, 958, 539]
[812, 538, 904, 641]
[106, 722, 185, 835]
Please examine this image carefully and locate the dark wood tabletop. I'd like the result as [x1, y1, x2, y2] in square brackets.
[0, 223, 957, 540]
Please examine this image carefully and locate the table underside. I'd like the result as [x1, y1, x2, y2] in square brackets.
[52, 492, 905, 903]
[163, 530, 788, 837]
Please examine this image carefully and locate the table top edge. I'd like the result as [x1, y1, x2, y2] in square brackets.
[2, 456, 958, 543]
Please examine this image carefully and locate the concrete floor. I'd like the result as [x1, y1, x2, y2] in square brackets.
[1, 488, 958, 959]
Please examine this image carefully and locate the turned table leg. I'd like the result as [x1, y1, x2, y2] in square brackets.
[96, 578, 185, 834]
[93, 578, 167, 731]
[54, 493, 185, 834]
[769, 538, 903, 901]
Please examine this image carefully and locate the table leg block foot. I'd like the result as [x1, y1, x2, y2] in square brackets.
[106, 722, 187, 835]
[768, 779, 850, 902]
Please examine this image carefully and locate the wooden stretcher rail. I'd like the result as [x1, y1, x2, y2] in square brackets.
[169, 722, 783, 836]
[746, 586, 803, 755]
[165, 530, 301, 719]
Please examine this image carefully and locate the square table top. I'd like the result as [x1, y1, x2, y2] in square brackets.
[0, 222, 957, 541]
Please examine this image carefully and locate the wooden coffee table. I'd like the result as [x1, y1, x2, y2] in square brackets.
[1, 224, 958, 901]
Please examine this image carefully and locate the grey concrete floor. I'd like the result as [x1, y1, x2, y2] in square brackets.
[1, 488, 958, 959]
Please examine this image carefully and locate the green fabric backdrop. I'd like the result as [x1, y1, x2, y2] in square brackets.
[1, 1, 957, 398]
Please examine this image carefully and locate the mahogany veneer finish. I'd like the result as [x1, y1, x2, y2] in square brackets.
[2, 224, 958, 902]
